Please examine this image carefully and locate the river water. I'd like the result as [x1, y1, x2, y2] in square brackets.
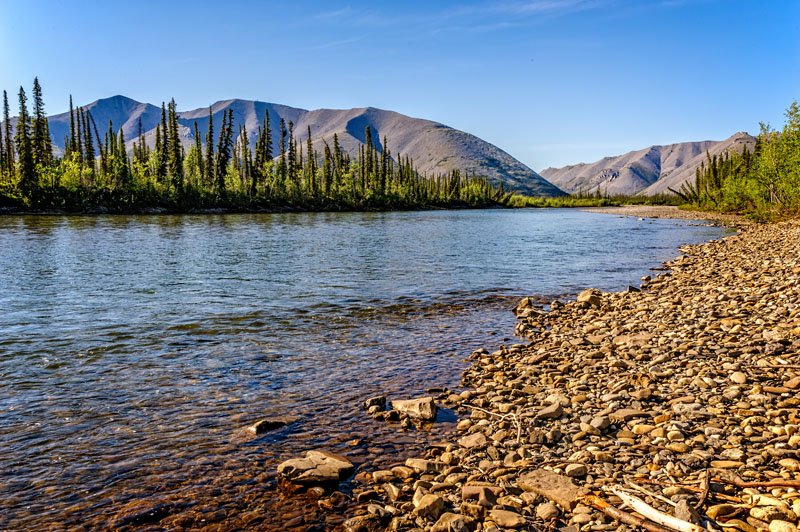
[0, 209, 729, 530]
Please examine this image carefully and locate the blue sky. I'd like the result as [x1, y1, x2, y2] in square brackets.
[1, 0, 798, 170]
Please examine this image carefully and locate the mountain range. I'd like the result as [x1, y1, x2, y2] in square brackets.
[540, 132, 756, 196]
[38, 95, 564, 197]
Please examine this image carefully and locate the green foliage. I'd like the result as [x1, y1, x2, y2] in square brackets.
[669, 101, 800, 220]
[0, 83, 509, 213]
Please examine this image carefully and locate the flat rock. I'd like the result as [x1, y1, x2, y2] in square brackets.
[391, 397, 438, 420]
[538, 403, 563, 419]
[459, 432, 487, 449]
[519, 469, 588, 510]
[278, 450, 354, 484]
[610, 408, 649, 422]
[490, 509, 526, 528]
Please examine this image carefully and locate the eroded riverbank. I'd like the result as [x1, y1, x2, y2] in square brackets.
[330, 219, 800, 532]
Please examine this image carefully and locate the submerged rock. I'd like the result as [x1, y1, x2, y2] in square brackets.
[390, 397, 438, 420]
[277, 450, 354, 484]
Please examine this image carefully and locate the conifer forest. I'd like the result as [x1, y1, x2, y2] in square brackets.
[0, 79, 511, 212]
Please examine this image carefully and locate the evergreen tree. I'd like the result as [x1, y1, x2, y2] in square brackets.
[287, 120, 296, 184]
[15, 87, 35, 194]
[205, 107, 215, 186]
[193, 121, 203, 182]
[167, 99, 183, 192]
[158, 102, 168, 180]
[278, 117, 287, 183]
[2, 91, 12, 177]
[68, 95, 76, 156]
[115, 128, 130, 188]
[31, 77, 52, 166]
[215, 109, 233, 195]
[306, 126, 315, 196]
[82, 110, 95, 178]
[75, 107, 84, 166]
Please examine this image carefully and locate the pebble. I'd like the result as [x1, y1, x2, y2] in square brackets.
[345, 220, 800, 532]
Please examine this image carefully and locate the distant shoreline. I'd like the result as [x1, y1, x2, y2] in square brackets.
[581, 204, 741, 223]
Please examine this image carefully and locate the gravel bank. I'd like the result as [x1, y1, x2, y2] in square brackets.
[334, 220, 800, 532]
[582, 205, 740, 222]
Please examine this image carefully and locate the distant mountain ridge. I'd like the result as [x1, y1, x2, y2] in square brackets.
[40, 95, 564, 197]
[540, 133, 756, 196]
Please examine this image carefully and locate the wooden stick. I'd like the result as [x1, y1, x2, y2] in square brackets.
[611, 487, 708, 532]
[578, 494, 677, 532]
[694, 474, 711, 511]
[714, 477, 800, 489]
[626, 481, 678, 508]
[633, 478, 742, 503]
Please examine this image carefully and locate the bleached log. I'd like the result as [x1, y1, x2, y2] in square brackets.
[611, 487, 708, 532]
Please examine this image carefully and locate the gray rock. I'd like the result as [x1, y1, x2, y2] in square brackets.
[277, 450, 354, 484]
[391, 397, 438, 420]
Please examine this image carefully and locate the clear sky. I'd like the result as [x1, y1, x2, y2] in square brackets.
[1, 0, 798, 171]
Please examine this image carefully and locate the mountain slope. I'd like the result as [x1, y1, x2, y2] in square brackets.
[540, 133, 755, 196]
[40, 95, 564, 197]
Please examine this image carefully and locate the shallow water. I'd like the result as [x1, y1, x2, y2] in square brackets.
[0, 209, 729, 530]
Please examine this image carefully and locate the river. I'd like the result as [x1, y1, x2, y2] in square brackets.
[0, 209, 730, 530]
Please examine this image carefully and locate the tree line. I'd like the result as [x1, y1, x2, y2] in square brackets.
[671, 101, 800, 219]
[0, 79, 512, 212]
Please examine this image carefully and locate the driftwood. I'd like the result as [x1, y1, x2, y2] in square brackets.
[715, 476, 800, 489]
[610, 487, 708, 532]
[578, 493, 677, 532]
[694, 474, 711, 511]
[521, 469, 709, 532]
[634, 478, 742, 503]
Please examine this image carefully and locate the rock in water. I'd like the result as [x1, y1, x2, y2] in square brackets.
[277, 450, 354, 484]
[390, 397, 438, 420]
[247, 416, 297, 434]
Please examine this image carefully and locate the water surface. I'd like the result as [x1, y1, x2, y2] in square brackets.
[0, 209, 729, 530]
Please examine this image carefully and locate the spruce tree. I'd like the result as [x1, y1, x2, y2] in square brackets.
[193, 121, 203, 181]
[306, 125, 315, 195]
[15, 87, 35, 194]
[264, 109, 272, 160]
[83, 111, 95, 176]
[0, 111, 4, 177]
[75, 107, 84, 166]
[287, 120, 296, 183]
[167, 98, 183, 192]
[278, 118, 287, 183]
[31, 77, 52, 166]
[68, 95, 76, 156]
[215, 109, 233, 196]
[2, 91, 12, 176]
[205, 107, 215, 186]
[117, 128, 129, 187]
[158, 102, 168, 180]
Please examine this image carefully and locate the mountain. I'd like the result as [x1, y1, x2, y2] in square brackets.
[539, 132, 756, 196]
[40, 95, 564, 197]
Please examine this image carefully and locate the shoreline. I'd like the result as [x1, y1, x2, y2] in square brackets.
[324, 218, 800, 532]
[581, 205, 742, 223]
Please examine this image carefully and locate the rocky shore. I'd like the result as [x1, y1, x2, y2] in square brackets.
[581, 205, 740, 222]
[279, 217, 800, 532]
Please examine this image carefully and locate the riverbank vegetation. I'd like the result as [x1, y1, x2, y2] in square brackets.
[671, 101, 800, 220]
[0, 79, 511, 213]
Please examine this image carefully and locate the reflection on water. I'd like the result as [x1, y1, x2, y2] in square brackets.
[0, 209, 729, 530]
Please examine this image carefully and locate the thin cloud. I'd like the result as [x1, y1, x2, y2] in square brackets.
[305, 36, 364, 51]
[313, 7, 355, 20]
